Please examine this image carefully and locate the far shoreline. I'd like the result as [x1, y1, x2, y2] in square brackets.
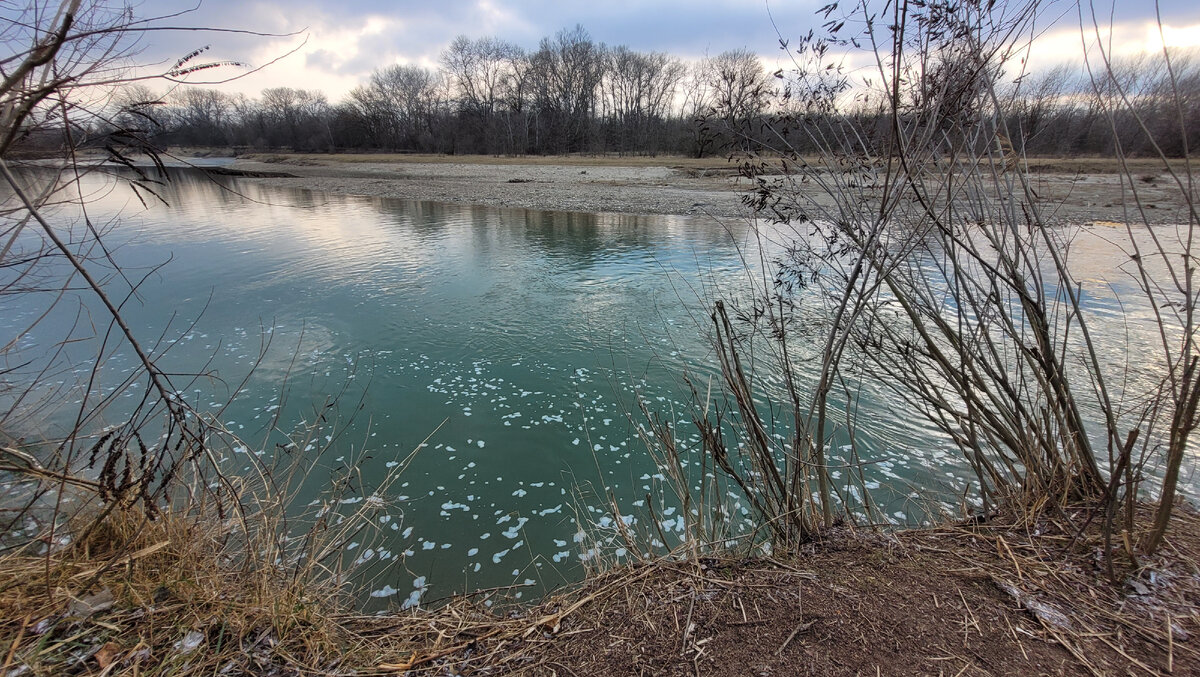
[223, 151, 751, 219]
[210, 150, 1194, 225]
[26, 147, 1194, 223]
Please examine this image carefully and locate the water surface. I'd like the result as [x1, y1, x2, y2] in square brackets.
[2, 168, 1193, 607]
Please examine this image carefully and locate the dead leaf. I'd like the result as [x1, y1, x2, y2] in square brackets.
[94, 642, 120, 668]
[65, 588, 115, 619]
[174, 630, 205, 654]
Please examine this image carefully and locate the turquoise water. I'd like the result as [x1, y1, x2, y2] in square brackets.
[2, 168, 1192, 608]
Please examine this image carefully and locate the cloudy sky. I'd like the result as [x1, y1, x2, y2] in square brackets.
[132, 0, 1200, 100]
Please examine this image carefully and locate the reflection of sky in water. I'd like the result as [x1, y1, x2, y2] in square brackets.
[2, 169, 1195, 608]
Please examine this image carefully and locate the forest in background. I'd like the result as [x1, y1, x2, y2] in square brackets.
[68, 25, 1200, 158]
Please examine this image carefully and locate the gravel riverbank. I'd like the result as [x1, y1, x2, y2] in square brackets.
[218, 153, 1194, 226]
[229, 154, 751, 218]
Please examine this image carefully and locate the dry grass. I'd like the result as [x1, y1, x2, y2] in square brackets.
[0, 420, 440, 676]
[3, 494, 1196, 675]
[0, 501, 637, 675]
[0, 506, 357, 675]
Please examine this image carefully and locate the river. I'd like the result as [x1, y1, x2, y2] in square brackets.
[1, 167, 1194, 608]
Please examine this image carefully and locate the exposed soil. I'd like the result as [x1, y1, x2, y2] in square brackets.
[5, 503, 1196, 676]
[372, 507, 1200, 676]
[542, 549, 1077, 676]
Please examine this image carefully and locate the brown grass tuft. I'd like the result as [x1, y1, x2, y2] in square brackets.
[0, 507, 359, 675]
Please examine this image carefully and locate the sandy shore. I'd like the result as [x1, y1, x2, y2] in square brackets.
[220, 152, 1193, 224]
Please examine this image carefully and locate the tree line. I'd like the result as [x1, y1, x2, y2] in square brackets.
[110, 26, 768, 157]
[107, 25, 1198, 158]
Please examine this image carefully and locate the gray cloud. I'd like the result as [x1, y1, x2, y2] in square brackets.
[129, 1, 826, 80]
[121, 0, 1200, 98]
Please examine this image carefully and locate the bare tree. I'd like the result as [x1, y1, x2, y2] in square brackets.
[442, 35, 521, 115]
[1004, 63, 1078, 154]
[258, 86, 330, 149]
[602, 47, 685, 153]
[440, 36, 525, 153]
[344, 66, 442, 151]
[165, 88, 233, 145]
[528, 25, 607, 153]
[701, 48, 771, 150]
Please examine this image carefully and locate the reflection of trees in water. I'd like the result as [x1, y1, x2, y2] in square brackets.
[61, 167, 747, 286]
[373, 194, 667, 264]
[161, 170, 334, 211]
[382, 197, 744, 267]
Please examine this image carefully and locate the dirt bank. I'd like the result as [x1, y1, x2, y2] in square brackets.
[5, 501, 1196, 676]
[368, 507, 1200, 675]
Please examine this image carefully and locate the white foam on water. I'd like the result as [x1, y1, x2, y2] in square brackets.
[370, 585, 398, 598]
[402, 589, 424, 610]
